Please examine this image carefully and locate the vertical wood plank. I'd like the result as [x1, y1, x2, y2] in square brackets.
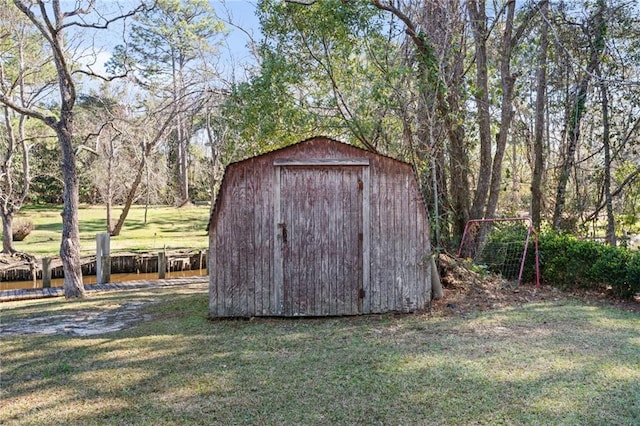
[334, 169, 345, 316]
[273, 165, 282, 315]
[401, 173, 412, 311]
[384, 169, 394, 312]
[291, 169, 301, 315]
[411, 176, 420, 306]
[353, 167, 362, 314]
[262, 160, 273, 315]
[232, 171, 241, 316]
[211, 231, 220, 316]
[340, 169, 351, 315]
[362, 165, 370, 314]
[253, 169, 262, 316]
[234, 168, 245, 316]
[247, 163, 256, 316]
[393, 170, 403, 312]
[370, 169, 381, 313]
[239, 167, 248, 316]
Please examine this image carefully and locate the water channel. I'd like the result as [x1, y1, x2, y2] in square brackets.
[1, 269, 207, 291]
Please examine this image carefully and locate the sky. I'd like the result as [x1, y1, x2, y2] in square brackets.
[68, 0, 262, 84]
[210, 0, 261, 76]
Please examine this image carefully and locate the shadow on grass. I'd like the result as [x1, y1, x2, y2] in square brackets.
[1, 292, 639, 425]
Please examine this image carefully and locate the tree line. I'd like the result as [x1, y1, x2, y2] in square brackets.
[1, 0, 639, 297]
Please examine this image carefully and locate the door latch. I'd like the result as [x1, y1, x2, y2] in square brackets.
[278, 223, 288, 244]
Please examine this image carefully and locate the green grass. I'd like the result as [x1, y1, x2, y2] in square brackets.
[1, 285, 638, 425]
[11, 205, 209, 257]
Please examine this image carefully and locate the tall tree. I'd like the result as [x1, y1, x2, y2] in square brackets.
[0, 6, 52, 253]
[0, 0, 142, 298]
[552, 0, 607, 229]
[282, 0, 473, 237]
[485, 1, 545, 220]
[110, 0, 224, 205]
[531, 0, 548, 230]
[596, 63, 615, 245]
[466, 0, 492, 221]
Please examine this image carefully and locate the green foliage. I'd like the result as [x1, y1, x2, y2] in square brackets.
[108, 0, 224, 86]
[479, 226, 639, 299]
[535, 233, 640, 299]
[221, 0, 415, 157]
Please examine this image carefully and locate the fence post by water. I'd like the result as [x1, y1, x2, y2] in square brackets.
[42, 258, 52, 288]
[96, 233, 111, 284]
[158, 251, 167, 279]
[200, 249, 207, 274]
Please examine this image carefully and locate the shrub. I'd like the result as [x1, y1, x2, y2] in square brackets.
[482, 227, 640, 299]
[534, 232, 640, 299]
[12, 218, 34, 241]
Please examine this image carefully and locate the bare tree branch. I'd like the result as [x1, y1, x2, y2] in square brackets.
[59, 1, 151, 31]
[0, 93, 57, 128]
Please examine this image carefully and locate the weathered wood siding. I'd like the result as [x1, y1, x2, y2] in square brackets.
[209, 137, 431, 317]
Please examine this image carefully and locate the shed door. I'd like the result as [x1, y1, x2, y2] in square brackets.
[274, 161, 369, 316]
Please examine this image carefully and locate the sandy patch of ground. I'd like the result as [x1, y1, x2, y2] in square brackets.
[0, 299, 159, 337]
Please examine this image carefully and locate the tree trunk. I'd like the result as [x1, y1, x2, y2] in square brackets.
[1, 211, 15, 254]
[531, 1, 548, 230]
[467, 0, 492, 220]
[370, 0, 470, 239]
[111, 143, 150, 236]
[57, 116, 85, 298]
[485, 0, 517, 219]
[437, 25, 470, 239]
[444, 96, 471, 237]
[435, 141, 450, 242]
[598, 67, 615, 245]
[552, 1, 606, 229]
[176, 112, 190, 205]
[111, 110, 176, 236]
[0, 105, 30, 254]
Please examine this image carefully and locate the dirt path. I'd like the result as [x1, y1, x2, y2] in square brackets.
[0, 282, 207, 337]
[1, 300, 158, 336]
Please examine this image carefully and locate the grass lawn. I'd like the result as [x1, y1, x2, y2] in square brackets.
[1, 284, 638, 425]
[11, 205, 210, 257]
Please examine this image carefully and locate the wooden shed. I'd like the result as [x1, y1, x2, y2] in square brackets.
[208, 136, 434, 317]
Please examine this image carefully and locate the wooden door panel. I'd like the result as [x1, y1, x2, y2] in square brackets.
[279, 166, 363, 316]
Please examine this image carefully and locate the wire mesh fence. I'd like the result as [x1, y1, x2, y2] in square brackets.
[458, 217, 540, 285]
